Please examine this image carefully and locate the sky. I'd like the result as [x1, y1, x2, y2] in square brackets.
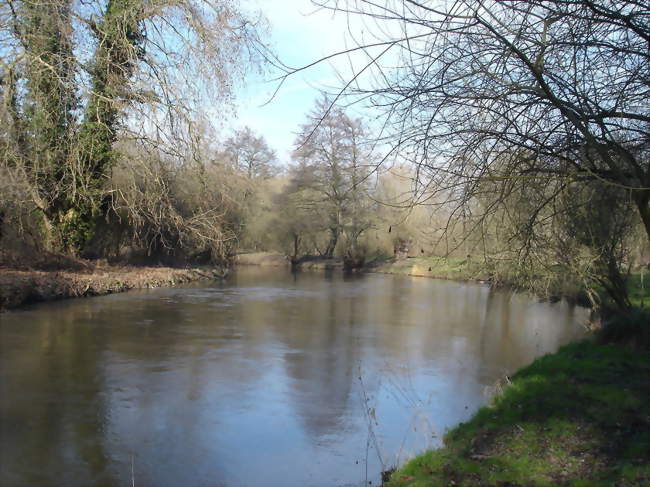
[231, 0, 376, 162]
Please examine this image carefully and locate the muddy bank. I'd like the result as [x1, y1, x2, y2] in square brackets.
[0, 265, 226, 311]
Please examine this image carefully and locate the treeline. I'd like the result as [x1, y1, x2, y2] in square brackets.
[210, 97, 440, 266]
[1, 1, 648, 312]
[273, 0, 650, 312]
[231, 96, 647, 313]
[0, 0, 262, 265]
[235, 92, 648, 311]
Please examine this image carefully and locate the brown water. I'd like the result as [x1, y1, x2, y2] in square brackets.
[0, 267, 587, 487]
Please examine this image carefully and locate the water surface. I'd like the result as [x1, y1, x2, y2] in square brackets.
[0, 268, 587, 486]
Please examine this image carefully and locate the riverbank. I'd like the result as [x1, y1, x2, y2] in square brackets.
[235, 252, 346, 270]
[234, 252, 291, 267]
[367, 256, 490, 282]
[234, 253, 488, 278]
[386, 338, 650, 486]
[0, 264, 226, 311]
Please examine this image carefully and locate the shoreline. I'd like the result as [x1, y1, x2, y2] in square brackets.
[0, 253, 481, 312]
[384, 339, 649, 486]
[2, 254, 646, 484]
[236, 252, 494, 282]
[0, 265, 226, 312]
[365, 256, 490, 282]
[235, 253, 596, 306]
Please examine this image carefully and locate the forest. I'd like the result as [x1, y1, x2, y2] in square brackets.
[0, 0, 647, 311]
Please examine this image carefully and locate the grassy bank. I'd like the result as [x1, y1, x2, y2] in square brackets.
[386, 340, 650, 487]
[234, 252, 344, 270]
[0, 264, 226, 311]
[370, 257, 650, 306]
[367, 256, 490, 282]
[234, 252, 291, 267]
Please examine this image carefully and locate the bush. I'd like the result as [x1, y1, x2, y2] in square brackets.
[597, 308, 650, 349]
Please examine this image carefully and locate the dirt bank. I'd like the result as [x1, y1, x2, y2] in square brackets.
[0, 265, 226, 311]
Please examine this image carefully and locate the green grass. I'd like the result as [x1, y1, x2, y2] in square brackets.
[387, 341, 650, 487]
[597, 308, 650, 350]
[370, 256, 490, 281]
[372, 258, 650, 308]
[628, 272, 650, 308]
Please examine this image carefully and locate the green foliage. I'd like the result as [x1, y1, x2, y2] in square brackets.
[628, 272, 650, 309]
[597, 308, 650, 350]
[1, 0, 261, 260]
[388, 341, 650, 486]
[55, 207, 98, 254]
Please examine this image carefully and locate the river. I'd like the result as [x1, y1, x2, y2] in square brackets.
[0, 267, 588, 487]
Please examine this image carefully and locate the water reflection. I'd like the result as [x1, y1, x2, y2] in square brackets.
[0, 268, 587, 487]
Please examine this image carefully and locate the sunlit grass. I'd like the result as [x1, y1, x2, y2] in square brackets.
[370, 256, 489, 281]
[387, 342, 650, 486]
[372, 257, 650, 310]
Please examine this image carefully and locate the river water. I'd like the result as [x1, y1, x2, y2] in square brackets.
[0, 267, 587, 487]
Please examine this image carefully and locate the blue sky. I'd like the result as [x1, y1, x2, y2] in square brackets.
[232, 0, 370, 161]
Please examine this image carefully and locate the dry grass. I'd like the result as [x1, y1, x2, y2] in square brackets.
[0, 264, 225, 311]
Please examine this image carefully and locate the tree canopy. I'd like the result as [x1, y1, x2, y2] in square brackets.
[1, 0, 263, 253]
[295, 0, 649, 307]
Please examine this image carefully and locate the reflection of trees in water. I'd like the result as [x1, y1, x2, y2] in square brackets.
[272, 276, 365, 441]
[475, 287, 587, 382]
[264, 273, 586, 449]
[0, 272, 589, 486]
[0, 302, 113, 486]
[1, 293, 247, 487]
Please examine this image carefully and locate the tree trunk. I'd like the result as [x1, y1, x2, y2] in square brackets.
[293, 234, 300, 259]
[634, 190, 650, 243]
[599, 254, 632, 311]
[324, 227, 339, 258]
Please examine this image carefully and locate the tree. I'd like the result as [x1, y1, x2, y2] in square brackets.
[465, 156, 638, 308]
[269, 178, 323, 259]
[224, 127, 278, 179]
[301, 0, 648, 306]
[1, 0, 263, 254]
[292, 96, 374, 259]
[109, 133, 247, 264]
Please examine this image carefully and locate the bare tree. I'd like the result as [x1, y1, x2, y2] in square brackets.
[292, 96, 374, 259]
[286, 0, 648, 306]
[269, 179, 323, 259]
[224, 127, 278, 179]
[318, 0, 648, 225]
[109, 133, 247, 264]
